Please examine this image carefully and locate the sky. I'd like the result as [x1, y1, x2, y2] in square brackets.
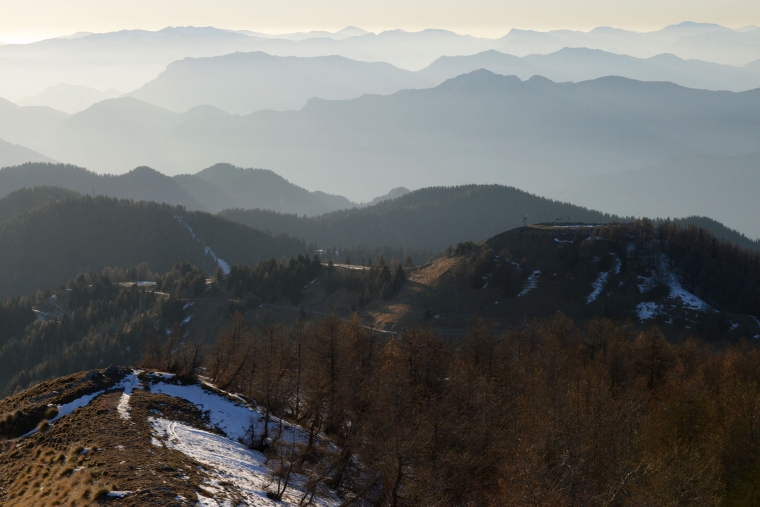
[0, 0, 758, 43]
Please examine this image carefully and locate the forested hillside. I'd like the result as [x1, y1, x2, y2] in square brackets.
[0, 195, 306, 298]
[667, 216, 760, 250]
[0, 187, 79, 223]
[253, 220, 760, 341]
[222, 184, 622, 250]
[179, 315, 760, 505]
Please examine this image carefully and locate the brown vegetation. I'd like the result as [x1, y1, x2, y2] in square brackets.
[196, 312, 760, 506]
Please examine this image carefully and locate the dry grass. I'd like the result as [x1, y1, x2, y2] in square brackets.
[0, 377, 210, 505]
[1, 444, 112, 507]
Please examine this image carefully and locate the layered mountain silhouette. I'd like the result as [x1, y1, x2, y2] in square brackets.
[0, 26, 485, 100]
[126, 49, 760, 115]
[495, 22, 760, 65]
[174, 163, 354, 214]
[420, 48, 760, 93]
[0, 163, 360, 216]
[4, 23, 760, 102]
[0, 163, 204, 209]
[130, 52, 431, 114]
[4, 71, 760, 210]
[560, 151, 760, 240]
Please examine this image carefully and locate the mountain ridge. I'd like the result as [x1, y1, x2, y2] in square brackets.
[0, 162, 369, 216]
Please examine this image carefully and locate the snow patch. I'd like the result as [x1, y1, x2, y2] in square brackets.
[117, 371, 140, 421]
[664, 269, 709, 311]
[637, 302, 662, 321]
[205, 246, 230, 275]
[150, 418, 278, 506]
[22, 371, 140, 437]
[518, 270, 541, 297]
[148, 379, 304, 444]
[174, 215, 230, 275]
[181, 315, 193, 325]
[587, 271, 610, 304]
[106, 491, 132, 499]
[587, 258, 621, 304]
[149, 414, 338, 506]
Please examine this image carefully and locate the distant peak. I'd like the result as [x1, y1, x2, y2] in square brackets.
[438, 69, 523, 90]
[335, 26, 369, 36]
[128, 166, 164, 176]
[658, 21, 730, 32]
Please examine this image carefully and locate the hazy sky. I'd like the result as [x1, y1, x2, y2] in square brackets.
[1, 0, 758, 43]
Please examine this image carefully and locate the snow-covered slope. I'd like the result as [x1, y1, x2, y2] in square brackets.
[0, 368, 343, 506]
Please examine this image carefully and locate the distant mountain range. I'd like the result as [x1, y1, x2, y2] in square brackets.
[126, 48, 760, 115]
[129, 52, 430, 114]
[559, 151, 760, 240]
[496, 22, 760, 66]
[0, 163, 367, 216]
[420, 48, 760, 93]
[2, 71, 760, 232]
[3, 23, 760, 101]
[0, 164, 203, 209]
[175, 163, 355, 214]
[0, 26, 487, 100]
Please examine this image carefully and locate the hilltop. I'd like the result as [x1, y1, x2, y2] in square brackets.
[221, 184, 622, 251]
